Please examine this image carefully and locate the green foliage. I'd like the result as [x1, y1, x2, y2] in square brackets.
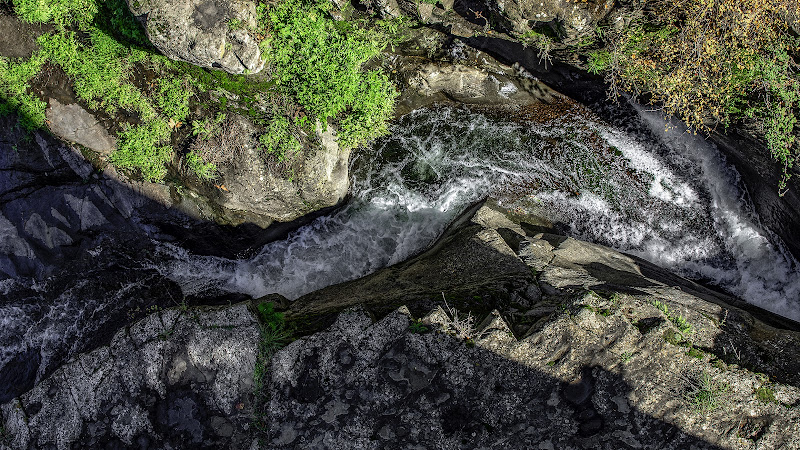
[684, 371, 729, 413]
[687, 347, 704, 359]
[755, 385, 776, 403]
[156, 76, 192, 123]
[13, 0, 98, 28]
[191, 113, 226, 138]
[184, 151, 217, 180]
[228, 18, 243, 30]
[521, 29, 554, 65]
[663, 328, 684, 346]
[96, 0, 151, 46]
[408, 321, 429, 334]
[38, 30, 156, 120]
[253, 302, 292, 391]
[258, 116, 302, 161]
[652, 300, 692, 334]
[0, 52, 48, 129]
[260, 0, 397, 149]
[586, 50, 611, 75]
[109, 121, 172, 181]
[5, 0, 398, 182]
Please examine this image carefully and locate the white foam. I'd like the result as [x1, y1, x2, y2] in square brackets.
[153, 105, 799, 321]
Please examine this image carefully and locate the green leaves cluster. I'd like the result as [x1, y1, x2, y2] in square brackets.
[259, 0, 397, 151]
[0, 52, 48, 129]
[13, 0, 97, 29]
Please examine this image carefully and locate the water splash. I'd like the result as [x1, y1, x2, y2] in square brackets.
[156, 106, 799, 320]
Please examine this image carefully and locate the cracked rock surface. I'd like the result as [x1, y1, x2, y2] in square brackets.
[277, 203, 800, 449]
[126, 0, 265, 74]
[1, 303, 260, 449]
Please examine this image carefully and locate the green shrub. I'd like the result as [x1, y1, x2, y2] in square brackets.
[13, 0, 98, 28]
[755, 385, 776, 403]
[253, 302, 291, 388]
[0, 52, 48, 129]
[684, 371, 729, 413]
[258, 116, 302, 161]
[183, 151, 217, 180]
[156, 76, 192, 123]
[259, 0, 397, 149]
[110, 121, 173, 181]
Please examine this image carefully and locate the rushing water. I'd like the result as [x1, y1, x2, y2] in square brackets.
[158, 105, 800, 321]
[3, 103, 800, 402]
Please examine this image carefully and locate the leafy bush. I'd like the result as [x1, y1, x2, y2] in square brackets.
[259, 0, 397, 149]
[13, 0, 98, 28]
[593, 0, 800, 194]
[183, 151, 217, 180]
[156, 76, 192, 123]
[109, 121, 173, 181]
[258, 116, 302, 162]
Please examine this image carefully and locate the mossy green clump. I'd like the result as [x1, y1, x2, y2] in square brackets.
[408, 320, 429, 334]
[686, 347, 704, 359]
[252, 301, 292, 430]
[755, 385, 776, 403]
[259, 0, 398, 150]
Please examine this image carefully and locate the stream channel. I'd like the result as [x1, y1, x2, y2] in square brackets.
[2, 103, 799, 402]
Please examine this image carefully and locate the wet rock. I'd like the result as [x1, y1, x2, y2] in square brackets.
[0, 302, 261, 449]
[493, 0, 615, 42]
[391, 28, 562, 114]
[125, 0, 265, 74]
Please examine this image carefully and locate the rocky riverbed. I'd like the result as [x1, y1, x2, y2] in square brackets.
[2, 0, 800, 448]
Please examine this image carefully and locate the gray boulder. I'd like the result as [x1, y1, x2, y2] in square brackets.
[183, 114, 350, 227]
[45, 99, 116, 156]
[126, 0, 265, 74]
[495, 0, 615, 41]
[1, 302, 261, 449]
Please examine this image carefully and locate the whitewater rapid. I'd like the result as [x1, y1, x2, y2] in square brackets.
[156, 105, 800, 321]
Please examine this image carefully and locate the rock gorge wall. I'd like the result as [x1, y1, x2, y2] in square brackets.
[3, 203, 799, 449]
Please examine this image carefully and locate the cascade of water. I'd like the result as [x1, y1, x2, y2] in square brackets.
[3, 104, 799, 402]
[156, 105, 799, 320]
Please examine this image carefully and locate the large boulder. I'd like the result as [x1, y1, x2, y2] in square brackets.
[182, 114, 350, 227]
[492, 0, 615, 41]
[1, 303, 261, 449]
[126, 0, 265, 74]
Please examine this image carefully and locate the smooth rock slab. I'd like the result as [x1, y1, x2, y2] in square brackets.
[45, 99, 116, 156]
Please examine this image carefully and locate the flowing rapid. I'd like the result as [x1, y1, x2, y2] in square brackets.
[158, 105, 800, 320]
[3, 103, 799, 402]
